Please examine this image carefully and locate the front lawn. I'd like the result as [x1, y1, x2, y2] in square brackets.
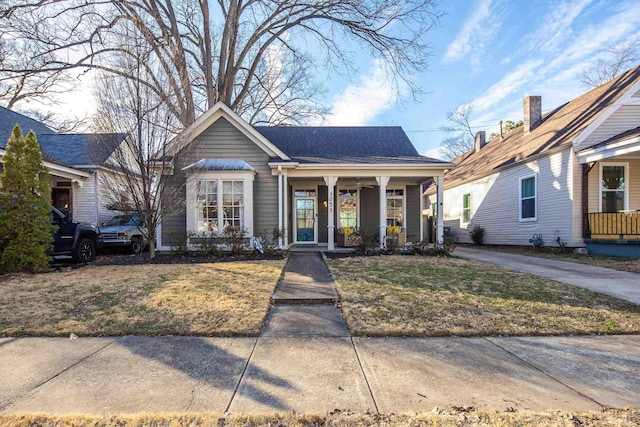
[0, 260, 285, 337]
[327, 256, 640, 337]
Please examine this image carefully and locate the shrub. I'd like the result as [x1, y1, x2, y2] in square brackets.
[469, 225, 485, 245]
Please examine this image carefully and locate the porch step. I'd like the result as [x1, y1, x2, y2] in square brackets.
[270, 296, 340, 306]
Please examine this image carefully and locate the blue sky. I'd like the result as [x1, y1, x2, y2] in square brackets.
[318, 0, 640, 158]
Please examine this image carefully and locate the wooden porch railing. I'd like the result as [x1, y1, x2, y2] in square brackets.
[588, 212, 640, 239]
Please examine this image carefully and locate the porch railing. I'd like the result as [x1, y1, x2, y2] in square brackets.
[588, 212, 640, 239]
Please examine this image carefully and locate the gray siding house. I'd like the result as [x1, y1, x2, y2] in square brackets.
[425, 66, 640, 257]
[157, 102, 452, 251]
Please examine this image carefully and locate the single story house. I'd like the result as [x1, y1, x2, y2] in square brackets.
[0, 106, 130, 226]
[425, 65, 640, 257]
[156, 102, 452, 251]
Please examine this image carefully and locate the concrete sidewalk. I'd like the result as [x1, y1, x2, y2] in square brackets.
[455, 246, 640, 305]
[1, 335, 639, 415]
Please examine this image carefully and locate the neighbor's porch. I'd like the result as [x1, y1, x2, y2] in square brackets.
[579, 137, 640, 257]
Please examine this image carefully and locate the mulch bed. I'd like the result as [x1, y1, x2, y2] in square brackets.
[86, 250, 287, 267]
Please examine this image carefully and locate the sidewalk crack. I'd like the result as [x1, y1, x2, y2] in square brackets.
[350, 337, 380, 415]
[483, 337, 605, 407]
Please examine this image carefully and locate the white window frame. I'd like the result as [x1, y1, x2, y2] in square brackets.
[337, 188, 360, 229]
[461, 193, 471, 226]
[186, 171, 255, 239]
[519, 174, 537, 222]
[385, 187, 406, 228]
[599, 162, 629, 212]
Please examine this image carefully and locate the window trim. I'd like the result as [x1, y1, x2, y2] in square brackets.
[598, 162, 629, 212]
[186, 170, 255, 239]
[461, 193, 471, 225]
[337, 187, 360, 229]
[519, 174, 537, 222]
[385, 186, 406, 228]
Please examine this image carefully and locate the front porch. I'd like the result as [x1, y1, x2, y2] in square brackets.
[271, 167, 447, 252]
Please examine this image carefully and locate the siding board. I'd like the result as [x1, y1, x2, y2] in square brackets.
[436, 148, 577, 247]
[161, 117, 278, 246]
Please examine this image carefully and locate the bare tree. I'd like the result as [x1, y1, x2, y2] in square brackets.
[579, 36, 640, 88]
[439, 104, 475, 160]
[92, 39, 180, 259]
[1, 0, 442, 127]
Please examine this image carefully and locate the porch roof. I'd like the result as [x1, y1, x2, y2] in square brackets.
[577, 126, 640, 163]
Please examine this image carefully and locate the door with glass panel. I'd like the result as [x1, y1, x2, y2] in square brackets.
[294, 189, 316, 243]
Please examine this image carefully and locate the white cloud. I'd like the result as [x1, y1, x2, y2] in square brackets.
[465, 0, 640, 131]
[443, 0, 502, 66]
[469, 59, 543, 114]
[423, 146, 445, 159]
[321, 59, 405, 126]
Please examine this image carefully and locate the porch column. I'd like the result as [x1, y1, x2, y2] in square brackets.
[436, 174, 444, 246]
[419, 182, 425, 242]
[324, 176, 338, 251]
[277, 166, 283, 249]
[377, 176, 390, 249]
[283, 172, 289, 249]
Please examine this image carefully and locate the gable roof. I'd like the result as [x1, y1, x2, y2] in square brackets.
[0, 106, 55, 147]
[439, 65, 640, 190]
[0, 106, 126, 167]
[255, 126, 447, 165]
[166, 102, 290, 160]
[37, 133, 128, 166]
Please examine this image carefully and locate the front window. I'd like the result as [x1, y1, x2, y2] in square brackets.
[519, 175, 537, 221]
[196, 180, 219, 232]
[462, 193, 471, 224]
[386, 189, 404, 227]
[196, 179, 244, 232]
[339, 189, 357, 228]
[601, 164, 626, 212]
[222, 180, 244, 228]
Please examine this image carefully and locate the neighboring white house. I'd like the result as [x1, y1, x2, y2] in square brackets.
[0, 106, 132, 226]
[425, 65, 640, 257]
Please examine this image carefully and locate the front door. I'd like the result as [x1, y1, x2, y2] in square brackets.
[294, 190, 316, 243]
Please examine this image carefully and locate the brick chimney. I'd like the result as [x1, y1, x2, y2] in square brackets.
[523, 96, 542, 133]
[474, 131, 486, 152]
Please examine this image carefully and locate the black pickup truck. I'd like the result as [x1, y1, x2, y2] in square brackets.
[50, 206, 103, 263]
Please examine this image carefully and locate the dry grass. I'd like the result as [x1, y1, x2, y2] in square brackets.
[1, 408, 639, 427]
[486, 246, 640, 274]
[0, 260, 285, 337]
[327, 256, 640, 337]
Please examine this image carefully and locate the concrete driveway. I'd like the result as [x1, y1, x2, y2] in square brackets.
[455, 246, 640, 305]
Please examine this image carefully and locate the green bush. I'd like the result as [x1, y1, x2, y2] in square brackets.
[0, 126, 52, 273]
[470, 225, 485, 245]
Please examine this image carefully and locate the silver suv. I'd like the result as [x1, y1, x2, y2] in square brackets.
[100, 214, 147, 254]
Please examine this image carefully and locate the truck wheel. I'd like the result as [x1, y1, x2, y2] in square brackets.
[130, 238, 143, 254]
[74, 238, 96, 263]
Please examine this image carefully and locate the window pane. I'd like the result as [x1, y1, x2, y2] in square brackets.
[602, 166, 625, 190]
[521, 177, 535, 198]
[521, 198, 535, 219]
[463, 194, 470, 209]
[602, 191, 624, 213]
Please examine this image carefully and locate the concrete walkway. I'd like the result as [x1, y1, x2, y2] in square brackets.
[455, 246, 640, 305]
[262, 253, 349, 337]
[1, 252, 639, 416]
